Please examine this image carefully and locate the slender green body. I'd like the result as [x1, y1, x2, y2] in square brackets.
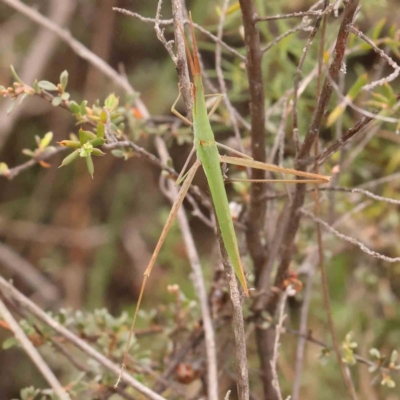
[192, 75, 248, 294]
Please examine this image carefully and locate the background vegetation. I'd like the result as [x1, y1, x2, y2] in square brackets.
[0, 0, 400, 399]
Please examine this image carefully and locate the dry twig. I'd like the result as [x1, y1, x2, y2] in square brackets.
[0, 276, 167, 400]
[301, 208, 400, 263]
[0, 298, 70, 400]
[270, 291, 288, 400]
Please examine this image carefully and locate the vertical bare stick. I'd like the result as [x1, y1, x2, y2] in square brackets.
[0, 299, 70, 400]
[291, 253, 317, 400]
[313, 170, 359, 400]
[170, 0, 193, 116]
[238, 0, 267, 271]
[219, 235, 249, 400]
[271, 291, 288, 400]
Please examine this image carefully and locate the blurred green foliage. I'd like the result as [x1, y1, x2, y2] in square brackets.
[0, 0, 400, 399]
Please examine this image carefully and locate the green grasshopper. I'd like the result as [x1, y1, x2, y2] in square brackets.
[117, 14, 330, 382]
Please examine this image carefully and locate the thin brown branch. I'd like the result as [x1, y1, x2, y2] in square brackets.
[312, 114, 375, 166]
[237, 1, 269, 398]
[300, 208, 400, 263]
[152, 329, 204, 392]
[292, 1, 335, 151]
[270, 291, 288, 400]
[170, 0, 192, 118]
[255, 10, 323, 22]
[219, 233, 249, 400]
[154, 0, 176, 63]
[349, 26, 400, 91]
[261, 21, 313, 54]
[291, 253, 317, 400]
[260, 185, 400, 206]
[299, 1, 360, 160]
[4, 146, 66, 180]
[238, 0, 266, 289]
[49, 336, 91, 374]
[359, 171, 400, 190]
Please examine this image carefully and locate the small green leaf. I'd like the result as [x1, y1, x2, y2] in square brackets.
[2, 337, 18, 350]
[390, 350, 398, 364]
[111, 149, 125, 158]
[69, 101, 81, 114]
[79, 128, 96, 145]
[96, 122, 105, 138]
[368, 364, 378, 373]
[86, 155, 94, 178]
[369, 348, 381, 359]
[22, 149, 35, 157]
[61, 92, 70, 101]
[52, 96, 62, 106]
[104, 93, 119, 112]
[32, 79, 40, 93]
[10, 65, 23, 83]
[38, 80, 58, 91]
[60, 70, 68, 90]
[59, 149, 79, 168]
[0, 162, 9, 176]
[20, 386, 41, 400]
[40, 132, 53, 148]
[381, 374, 395, 388]
[89, 137, 105, 147]
[0, 85, 5, 91]
[100, 110, 107, 123]
[91, 148, 105, 156]
[58, 140, 81, 149]
[79, 100, 88, 116]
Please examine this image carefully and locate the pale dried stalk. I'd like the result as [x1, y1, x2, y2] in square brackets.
[0, 299, 70, 400]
